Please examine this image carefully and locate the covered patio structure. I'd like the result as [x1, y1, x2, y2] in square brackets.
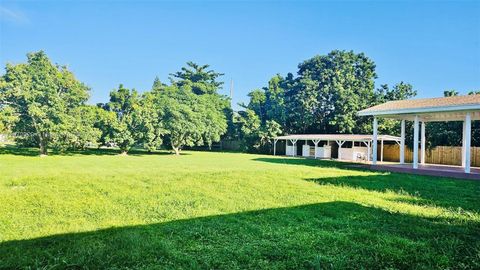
[358, 94, 480, 174]
[273, 134, 401, 162]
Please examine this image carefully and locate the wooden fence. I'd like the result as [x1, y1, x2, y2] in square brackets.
[382, 144, 480, 167]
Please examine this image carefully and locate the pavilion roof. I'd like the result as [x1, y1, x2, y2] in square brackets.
[358, 94, 480, 117]
[275, 134, 401, 142]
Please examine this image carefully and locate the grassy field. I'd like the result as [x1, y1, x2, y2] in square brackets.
[0, 146, 479, 269]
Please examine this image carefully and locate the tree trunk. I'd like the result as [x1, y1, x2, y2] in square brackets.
[171, 143, 180, 155]
[39, 135, 47, 156]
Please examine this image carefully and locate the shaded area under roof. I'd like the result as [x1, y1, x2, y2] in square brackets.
[275, 134, 401, 142]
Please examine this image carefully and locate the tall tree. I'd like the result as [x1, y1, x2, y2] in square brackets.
[243, 89, 266, 122]
[264, 74, 287, 127]
[155, 84, 227, 155]
[170, 62, 224, 95]
[286, 50, 377, 134]
[153, 62, 228, 154]
[105, 84, 139, 154]
[0, 51, 90, 155]
[135, 91, 166, 152]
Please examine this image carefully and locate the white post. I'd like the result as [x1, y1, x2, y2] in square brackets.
[292, 140, 297, 157]
[338, 141, 342, 160]
[273, 139, 278, 156]
[380, 139, 384, 162]
[421, 121, 426, 165]
[313, 140, 319, 159]
[372, 117, 378, 165]
[336, 141, 345, 160]
[413, 115, 419, 169]
[462, 121, 466, 168]
[366, 141, 370, 161]
[400, 119, 405, 164]
[464, 113, 471, 173]
[285, 139, 288, 156]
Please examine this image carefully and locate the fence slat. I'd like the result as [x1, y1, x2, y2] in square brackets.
[382, 144, 479, 167]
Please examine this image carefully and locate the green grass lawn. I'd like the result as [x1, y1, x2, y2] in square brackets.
[0, 147, 479, 269]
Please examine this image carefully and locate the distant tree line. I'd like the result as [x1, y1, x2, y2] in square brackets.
[0, 50, 478, 156]
[0, 52, 228, 155]
[230, 50, 479, 152]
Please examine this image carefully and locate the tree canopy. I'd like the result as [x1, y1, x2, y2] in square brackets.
[236, 50, 418, 152]
[1, 50, 477, 155]
[0, 51, 92, 155]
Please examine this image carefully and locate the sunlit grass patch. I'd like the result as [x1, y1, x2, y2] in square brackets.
[0, 149, 479, 269]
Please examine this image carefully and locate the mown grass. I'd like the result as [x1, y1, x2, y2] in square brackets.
[0, 147, 479, 269]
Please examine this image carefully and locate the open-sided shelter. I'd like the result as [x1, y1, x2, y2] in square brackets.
[358, 94, 480, 173]
[274, 134, 400, 162]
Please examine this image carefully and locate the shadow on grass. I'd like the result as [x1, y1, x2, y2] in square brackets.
[252, 157, 353, 169]
[0, 145, 180, 157]
[305, 174, 480, 211]
[254, 157, 480, 211]
[1, 202, 478, 269]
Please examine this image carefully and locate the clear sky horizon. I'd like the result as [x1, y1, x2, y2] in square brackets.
[1, 0, 479, 109]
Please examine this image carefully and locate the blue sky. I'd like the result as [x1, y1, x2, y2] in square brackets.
[1, 0, 479, 109]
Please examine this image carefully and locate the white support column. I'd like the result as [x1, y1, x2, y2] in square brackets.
[380, 139, 384, 162]
[462, 121, 466, 168]
[336, 140, 345, 160]
[363, 141, 371, 162]
[313, 139, 320, 159]
[421, 121, 426, 165]
[372, 117, 378, 165]
[291, 139, 297, 157]
[285, 139, 288, 155]
[400, 119, 405, 164]
[367, 142, 371, 162]
[273, 139, 278, 156]
[413, 115, 419, 169]
[464, 113, 471, 173]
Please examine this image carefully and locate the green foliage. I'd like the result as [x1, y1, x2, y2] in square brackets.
[105, 84, 139, 154]
[374, 82, 417, 139]
[0, 51, 90, 155]
[237, 109, 261, 151]
[287, 50, 377, 134]
[0, 106, 18, 133]
[443, 89, 459, 97]
[236, 109, 282, 153]
[468, 90, 480, 95]
[264, 74, 287, 126]
[240, 51, 418, 152]
[170, 62, 224, 95]
[424, 90, 480, 147]
[154, 62, 229, 154]
[0, 150, 479, 269]
[154, 84, 227, 154]
[258, 120, 282, 152]
[49, 105, 102, 150]
[135, 92, 166, 152]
